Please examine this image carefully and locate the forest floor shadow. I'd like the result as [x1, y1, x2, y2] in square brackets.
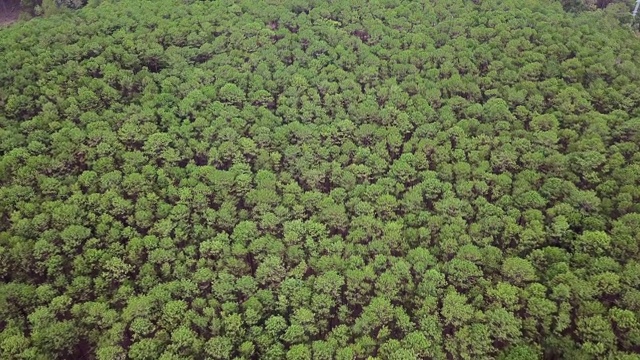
[0, 0, 21, 27]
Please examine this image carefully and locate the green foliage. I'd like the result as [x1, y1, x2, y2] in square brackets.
[1, 0, 640, 358]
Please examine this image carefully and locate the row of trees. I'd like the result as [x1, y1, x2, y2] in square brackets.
[1, 0, 640, 359]
[13, 0, 639, 20]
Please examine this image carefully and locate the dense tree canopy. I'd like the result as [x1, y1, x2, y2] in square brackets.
[2, 0, 640, 359]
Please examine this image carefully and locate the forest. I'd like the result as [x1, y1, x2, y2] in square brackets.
[8, 0, 636, 18]
[1, 0, 640, 359]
